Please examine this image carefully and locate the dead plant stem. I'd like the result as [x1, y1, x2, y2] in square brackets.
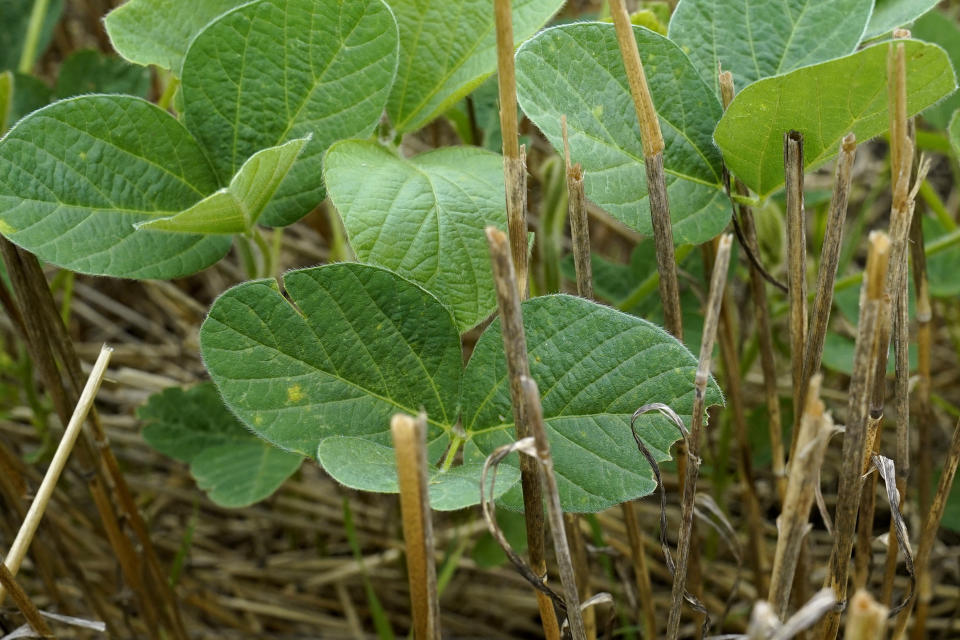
[391, 413, 441, 640]
[665, 234, 732, 640]
[521, 377, 586, 640]
[494, 0, 529, 296]
[817, 231, 891, 640]
[784, 130, 808, 449]
[485, 227, 560, 640]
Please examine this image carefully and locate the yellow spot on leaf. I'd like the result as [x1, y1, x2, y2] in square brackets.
[0, 220, 15, 235]
[287, 384, 304, 403]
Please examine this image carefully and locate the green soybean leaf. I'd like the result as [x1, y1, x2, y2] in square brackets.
[54, 49, 151, 99]
[0, 0, 64, 72]
[462, 295, 723, 512]
[668, 0, 872, 95]
[180, 0, 399, 228]
[201, 263, 462, 466]
[318, 437, 520, 511]
[0, 96, 231, 279]
[385, 0, 563, 133]
[864, 0, 939, 40]
[912, 11, 960, 129]
[515, 23, 729, 246]
[715, 40, 958, 198]
[104, 0, 245, 72]
[324, 141, 506, 332]
[140, 383, 302, 508]
[138, 136, 309, 235]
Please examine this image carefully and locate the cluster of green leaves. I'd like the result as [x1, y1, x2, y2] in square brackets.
[3, 0, 958, 511]
[515, 0, 957, 247]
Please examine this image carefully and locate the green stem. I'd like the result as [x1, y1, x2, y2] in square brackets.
[252, 227, 274, 278]
[235, 235, 258, 279]
[440, 434, 463, 472]
[326, 204, 350, 262]
[617, 244, 694, 312]
[731, 193, 761, 208]
[157, 75, 180, 112]
[919, 180, 957, 231]
[18, 0, 52, 74]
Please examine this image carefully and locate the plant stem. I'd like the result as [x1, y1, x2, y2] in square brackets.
[440, 434, 463, 472]
[843, 591, 887, 640]
[816, 231, 891, 640]
[391, 413, 441, 640]
[494, 0, 529, 297]
[719, 70, 786, 504]
[157, 74, 180, 112]
[17, 0, 51, 74]
[609, 0, 682, 340]
[521, 377, 587, 640]
[701, 238, 767, 595]
[616, 245, 693, 312]
[784, 130, 808, 449]
[799, 134, 856, 423]
[561, 117, 598, 640]
[485, 226, 560, 640]
[0, 562, 54, 639]
[562, 116, 592, 301]
[665, 234, 732, 640]
[0, 344, 112, 602]
[891, 418, 960, 639]
[768, 374, 832, 618]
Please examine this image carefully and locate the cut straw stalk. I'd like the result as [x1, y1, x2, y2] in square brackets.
[719, 70, 786, 504]
[878, 42, 919, 607]
[843, 591, 887, 640]
[784, 130, 808, 444]
[0, 344, 113, 603]
[391, 413, 441, 640]
[702, 238, 767, 594]
[485, 227, 560, 640]
[665, 234, 733, 640]
[817, 231, 891, 640]
[891, 418, 960, 639]
[608, 0, 681, 340]
[562, 116, 592, 301]
[768, 374, 832, 619]
[0, 562, 54, 638]
[494, 0, 528, 296]
[563, 116, 651, 638]
[521, 377, 586, 640]
[799, 134, 857, 418]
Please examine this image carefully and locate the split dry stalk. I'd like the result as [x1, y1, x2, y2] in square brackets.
[719, 70, 786, 503]
[879, 42, 921, 607]
[816, 231, 891, 640]
[485, 226, 560, 640]
[891, 418, 960, 639]
[521, 377, 586, 640]
[494, 0, 529, 296]
[562, 116, 592, 301]
[799, 134, 857, 417]
[665, 234, 732, 640]
[391, 413, 441, 640]
[0, 344, 112, 603]
[768, 375, 833, 619]
[0, 561, 55, 638]
[563, 115, 651, 638]
[702, 238, 767, 594]
[609, 0, 681, 340]
[843, 591, 887, 640]
[784, 130, 808, 446]
[908, 205, 934, 636]
[561, 118, 598, 640]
